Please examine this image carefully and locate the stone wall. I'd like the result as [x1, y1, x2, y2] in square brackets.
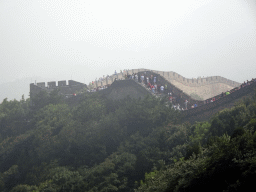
[90, 68, 240, 100]
[149, 70, 240, 87]
[181, 82, 256, 124]
[90, 68, 148, 88]
[147, 69, 240, 100]
[30, 80, 87, 99]
[137, 70, 204, 109]
[29, 69, 255, 126]
[30, 68, 241, 104]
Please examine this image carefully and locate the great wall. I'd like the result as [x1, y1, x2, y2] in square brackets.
[30, 69, 256, 124]
[30, 80, 87, 99]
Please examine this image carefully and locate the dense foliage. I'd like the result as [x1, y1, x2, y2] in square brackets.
[0, 89, 256, 191]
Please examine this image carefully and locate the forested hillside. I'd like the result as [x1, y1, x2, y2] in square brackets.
[0, 89, 256, 191]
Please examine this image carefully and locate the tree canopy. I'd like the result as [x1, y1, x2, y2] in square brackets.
[0, 89, 256, 191]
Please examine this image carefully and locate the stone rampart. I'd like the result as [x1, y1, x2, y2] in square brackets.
[29, 69, 255, 126]
[181, 82, 256, 124]
[148, 70, 240, 87]
[137, 70, 204, 109]
[30, 80, 87, 99]
[30, 68, 241, 105]
[132, 69, 240, 100]
[88, 68, 240, 102]
[90, 68, 149, 89]
[122, 69, 240, 87]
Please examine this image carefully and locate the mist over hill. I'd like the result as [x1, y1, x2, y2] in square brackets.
[0, 77, 63, 102]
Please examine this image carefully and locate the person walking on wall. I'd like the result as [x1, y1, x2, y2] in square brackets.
[169, 95, 172, 103]
[157, 83, 161, 93]
[160, 85, 164, 93]
[184, 99, 188, 110]
[141, 74, 144, 84]
[152, 84, 155, 93]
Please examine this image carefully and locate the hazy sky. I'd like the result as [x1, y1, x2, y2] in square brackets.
[1, 0, 256, 85]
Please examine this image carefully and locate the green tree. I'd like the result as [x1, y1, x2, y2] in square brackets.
[0, 98, 30, 138]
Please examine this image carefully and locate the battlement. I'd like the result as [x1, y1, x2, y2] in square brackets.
[30, 68, 241, 102]
[32, 80, 85, 88]
[36, 82, 45, 88]
[145, 70, 241, 88]
[30, 80, 87, 99]
[110, 68, 240, 87]
[48, 81, 56, 88]
[58, 80, 66, 86]
[88, 68, 241, 100]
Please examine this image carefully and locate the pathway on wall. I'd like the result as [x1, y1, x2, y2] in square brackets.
[130, 75, 255, 124]
[150, 69, 240, 100]
[91, 69, 255, 125]
[90, 68, 240, 102]
[89, 69, 240, 105]
[30, 68, 255, 125]
[181, 81, 256, 124]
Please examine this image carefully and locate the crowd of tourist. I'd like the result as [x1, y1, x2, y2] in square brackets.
[127, 72, 186, 111]
[88, 70, 201, 111]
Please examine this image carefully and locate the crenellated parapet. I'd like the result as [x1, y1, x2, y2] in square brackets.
[30, 68, 241, 103]
[30, 80, 87, 99]
[129, 69, 240, 100]
[105, 69, 240, 99]
[143, 70, 240, 88]
[89, 68, 149, 89]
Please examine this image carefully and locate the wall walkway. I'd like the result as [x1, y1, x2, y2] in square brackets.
[92, 70, 255, 125]
[30, 68, 254, 125]
[91, 69, 240, 99]
[181, 81, 256, 124]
